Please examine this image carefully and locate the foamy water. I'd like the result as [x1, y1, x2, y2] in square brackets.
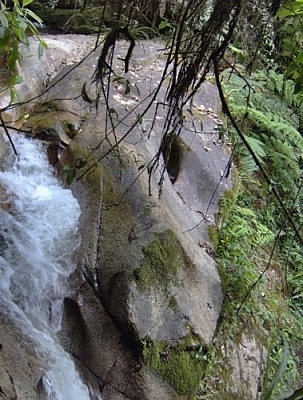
[0, 134, 92, 399]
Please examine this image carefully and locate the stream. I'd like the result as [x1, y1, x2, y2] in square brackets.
[0, 134, 91, 399]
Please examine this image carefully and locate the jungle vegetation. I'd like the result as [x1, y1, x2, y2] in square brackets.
[0, 0, 303, 399]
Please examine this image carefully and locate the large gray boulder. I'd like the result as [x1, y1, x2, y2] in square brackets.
[0, 37, 239, 399]
[46, 39, 229, 398]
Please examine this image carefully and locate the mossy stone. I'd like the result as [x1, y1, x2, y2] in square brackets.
[142, 334, 207, 396]
[132, 229, 192, 292]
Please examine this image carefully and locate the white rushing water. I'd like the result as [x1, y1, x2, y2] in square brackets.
[0, 134, 91, 399]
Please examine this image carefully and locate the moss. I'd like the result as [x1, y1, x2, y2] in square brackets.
[133, 231, 204, 395]
[208, 170, 240, 249]
[217, 173, 240, 219]
[132, 229, 192, 292]
[208, 224, 218, 249]
[142, 333, 207, 396]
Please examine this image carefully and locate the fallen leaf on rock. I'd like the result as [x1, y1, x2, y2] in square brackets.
[198, 241, 215, 257]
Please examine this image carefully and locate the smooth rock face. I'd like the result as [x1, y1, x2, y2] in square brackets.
[0, 37, 232, 399]
[0, 35, 95, 124]
[0, 134, 14, 171]
[0, 307, 44, 399]
[51, 39, 227, 398]
[224, 333, 267, 399]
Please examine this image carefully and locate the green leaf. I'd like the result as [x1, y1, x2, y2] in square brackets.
[244, 135, 266, 160]
[9, 87, 19, 104]
[24, 8, 43, 25]
[22, 0, 34, 7]
[0, 10, 8, 28]
[158, 20, 168, 30]
[38, 41, 47, 59]
[0, 26, 5, 39]
[15, 75, 23, 84]
[0, 28, 8, 42]
[12, 0, 21, 7]
[12, 24, 27, 44]
[7, 41, 20, 71]
[262, 339, 290, 400]
[8, 74, 23, 86]
[63, 165, 75, 185]
[278, 2, 303, 18]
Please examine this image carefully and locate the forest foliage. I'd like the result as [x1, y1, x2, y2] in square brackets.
[0, 0, 46, 101]
[205, 1, 303, 398]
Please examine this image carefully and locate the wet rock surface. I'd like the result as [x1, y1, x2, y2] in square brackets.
[0, 36, 262, 400]
[50, 38, 228, 398]
[0, 307, 45, 399]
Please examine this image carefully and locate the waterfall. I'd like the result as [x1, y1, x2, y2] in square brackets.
[0, 134, 91, 399]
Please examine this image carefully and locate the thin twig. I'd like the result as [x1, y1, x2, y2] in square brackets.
[0, 112, 17, 155]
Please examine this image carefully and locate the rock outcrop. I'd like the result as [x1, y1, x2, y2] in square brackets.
[0, 37, 235, 399]
[50, 39, 228, 399]
[0, 309, 44, 399]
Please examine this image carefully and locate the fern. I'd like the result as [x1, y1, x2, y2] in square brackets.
[213, 69, 303, 399]
[222, 70, 303, 203]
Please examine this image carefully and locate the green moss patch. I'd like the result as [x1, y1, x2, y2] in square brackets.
[132, 229, 192, 292]
[142, 334, 207, 396]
